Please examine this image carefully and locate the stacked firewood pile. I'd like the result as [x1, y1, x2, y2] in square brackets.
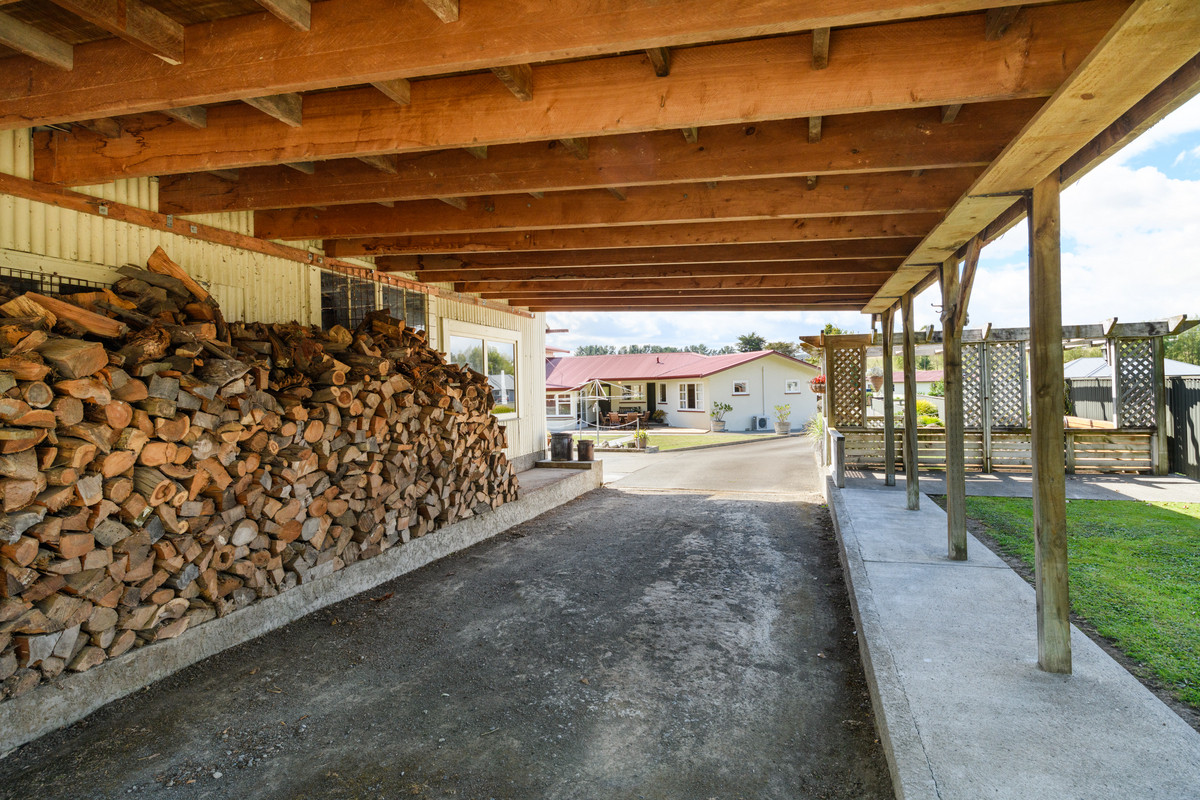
[0, 248, 517, 699]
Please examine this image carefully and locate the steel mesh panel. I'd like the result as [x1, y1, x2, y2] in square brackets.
[832, 347, 865, 427]
[962, 344, 984, 429]
[988, 341, 1026, 428]
[1117, 339, 1156, 427]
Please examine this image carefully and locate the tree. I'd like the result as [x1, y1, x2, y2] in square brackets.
[574, 344, 615, 356]
[1063, 345, 1103, 362]
[1166, 323, 1200, 365]
[765, 340, 800, 357]
[736, 331, 767, 352]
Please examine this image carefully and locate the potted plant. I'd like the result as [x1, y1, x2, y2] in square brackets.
[809, 375, 826, 394]
[709, 401, 732, 432]
[773, 404, 792, 435]
[867, 365, 885, 392]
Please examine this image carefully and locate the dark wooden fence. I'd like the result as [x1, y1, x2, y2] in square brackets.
[1067, 378, 1113, 422]
[1167, 377, 1200, 481]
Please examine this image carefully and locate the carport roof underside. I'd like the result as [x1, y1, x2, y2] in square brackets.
[3, 0, 1199, 315]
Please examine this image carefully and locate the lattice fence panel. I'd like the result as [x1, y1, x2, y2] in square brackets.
[988, 342, 1026, 428]
[832, 347, 865, 427]
[1117, 338, 1156, 427]
[962, 344, 984, 429]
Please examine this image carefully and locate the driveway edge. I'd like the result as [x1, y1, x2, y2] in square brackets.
[0, 464, 602, 759]
[824, 474, 940, 800]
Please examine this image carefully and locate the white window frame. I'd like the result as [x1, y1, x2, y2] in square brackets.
[442, 319, 521, 420]
[546, 392, 573, 417]
[620, 383, 645, 401]
[732, 380, 749, 395]
[658, 383, 667, 403]
[678, 381, 704, 411]
[784, 379, 805, 394]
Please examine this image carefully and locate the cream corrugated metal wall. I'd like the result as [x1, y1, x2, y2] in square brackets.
[1, 129, 547, 463]
[0, 129, 318, 324]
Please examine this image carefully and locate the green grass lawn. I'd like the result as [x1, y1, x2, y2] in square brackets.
[963, 497, 1200, 707]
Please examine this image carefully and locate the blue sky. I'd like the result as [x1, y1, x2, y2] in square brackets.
[547, 95, 1200, 353]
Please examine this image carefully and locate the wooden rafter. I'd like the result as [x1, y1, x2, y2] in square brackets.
[242, 94, 303, 127]
[421, 0, 459, 23]
[0, 12, 73, 70]
[490, 64, 533, 101]
[254, 0, 312, 31]
[0, 0, 1033, 130]
[253, 168, 979, 240]
[326, 214, 946, 257]
[372, 78, 411, 106]
[646, 47, 671, 77]
[31, 3, 1119, 184]
[48, 0, 184, 64]
[161, 106, 207, 129]
[415, 260, 904, 283]
[156, 103, 1031, 214]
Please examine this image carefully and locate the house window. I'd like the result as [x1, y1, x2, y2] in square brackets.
[658, 384, 667, 403]
[785, 379, 804, 394]
[732, 381, 749, 395]
[620, 384, 645, 401]
[445, 323, 519, 416]
[678, 382, 703, 411]
[546, 393, 572, 417]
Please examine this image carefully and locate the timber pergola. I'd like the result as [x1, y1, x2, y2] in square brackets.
[3, 0, 1200, 674]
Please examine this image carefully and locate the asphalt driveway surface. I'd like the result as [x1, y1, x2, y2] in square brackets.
[0, 438, 890, 799]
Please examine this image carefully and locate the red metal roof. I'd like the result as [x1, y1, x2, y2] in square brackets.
[891, 370, 944, 383]
[546, 350, 816, 390]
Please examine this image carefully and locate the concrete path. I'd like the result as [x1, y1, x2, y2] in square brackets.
[0, 439, 891, 800]
[843, 469, 1200, 502]
[828, 479, 1200, 800]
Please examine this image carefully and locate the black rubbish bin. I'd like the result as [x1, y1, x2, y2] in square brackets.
[550, 432, 573, 461]
[577, 439, 594, 462]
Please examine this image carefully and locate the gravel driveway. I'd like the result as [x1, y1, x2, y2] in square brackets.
[0, 437, 891, 799]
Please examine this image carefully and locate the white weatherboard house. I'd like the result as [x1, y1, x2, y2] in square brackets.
[545, 350, 820, 432]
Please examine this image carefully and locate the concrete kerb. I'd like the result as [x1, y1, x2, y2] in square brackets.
[824, 475, 939, 800]
[0, 463, 603, 759]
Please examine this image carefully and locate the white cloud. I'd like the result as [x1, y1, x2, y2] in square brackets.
[1109, 94, 1200, 166]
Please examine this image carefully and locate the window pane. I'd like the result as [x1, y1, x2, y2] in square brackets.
[488, 341, 517, 413]
[449, 336, 485, 374]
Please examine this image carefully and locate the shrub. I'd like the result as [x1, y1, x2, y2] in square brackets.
[928, 380, 945, 397]
[918, 415, 943, 427]
[915, 399, 938, 417]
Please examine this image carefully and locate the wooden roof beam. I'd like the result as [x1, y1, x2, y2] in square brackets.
[985, 7, 1020, 40]
[158, 103, 1032, 214]
[371, 78, 411, 106]
[0, 0, 1035, 130]
[491, 64, 533, 101]
[284, 162, 316, 174]
[646, 47, 671, 77]
[438, 197, 468, 210]
[49, 0, 184, 64]
[327, 214, 946, 257]
[356, 154, 399, 174]
[0, 12, 73, 70]
[256, 168, 978, 240]
[32, 2, 1114, 184]
[412, 259, 905, 282]
[464, 146, 488, 159]
[808, 116, 822, 143]
[161, 106, 207, 129]
[557, 138, 589, 160]
[446, 239, 920, 269]
[482, 290, 878, 303]
[254, 0, 311, 32]
[812, 27, 830, 70]
[243, 94, 302, 127]
[421, 0, 459, 23]
[459, 274, 890, 292]
[523, 300, 865, 312]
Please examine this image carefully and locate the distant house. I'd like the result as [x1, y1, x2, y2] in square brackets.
[545, 350, 820, 431]
[1063, 357, 1200, 379]
[890, 369, 943, 395]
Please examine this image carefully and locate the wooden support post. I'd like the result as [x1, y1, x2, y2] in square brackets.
[1153, 336, 1169, 475]
[901, 293, 920, 510]
[942, 257, 967, 561]
[883, 307, 896, 486]
[824, 340, 836, 464]
[1029, 172, 1071, 674]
